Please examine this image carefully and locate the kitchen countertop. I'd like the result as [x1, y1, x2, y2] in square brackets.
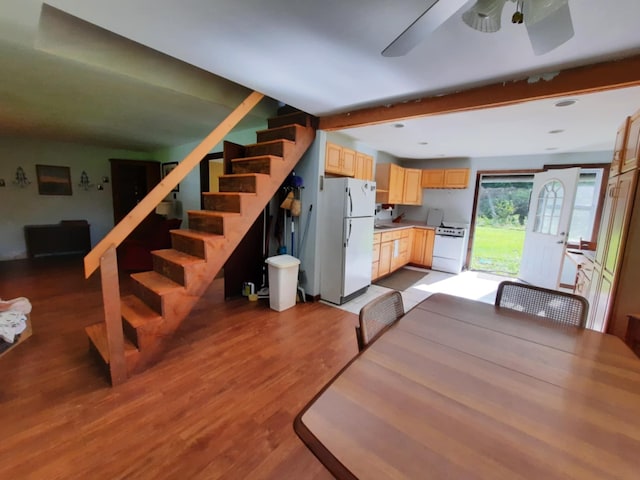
[565, 248, 596, 265]
[374, 221, 435, 233]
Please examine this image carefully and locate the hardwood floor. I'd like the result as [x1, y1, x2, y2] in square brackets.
[0, 256, 358, 479]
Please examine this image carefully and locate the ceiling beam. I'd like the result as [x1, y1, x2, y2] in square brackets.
[318, 54, 640, 131]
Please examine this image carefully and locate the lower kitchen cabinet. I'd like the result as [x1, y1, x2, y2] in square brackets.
[410, 228, 435, 268]
[373, 227, 432, 280]
[378, 241, 393, 278]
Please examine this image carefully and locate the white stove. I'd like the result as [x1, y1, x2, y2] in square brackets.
[434, 226, 466, 237]
[433, 225, 467, 274]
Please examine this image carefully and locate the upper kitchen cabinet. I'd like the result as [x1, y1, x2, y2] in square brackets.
[325, 142, 355, 177]
[610, 117, 629, 176]
[622, 111, 640, 174]
[421, 168, 470, 189]
[376, 163, 405, 204]
[354, 152, 374, 181]
[402, 168, 422, 205]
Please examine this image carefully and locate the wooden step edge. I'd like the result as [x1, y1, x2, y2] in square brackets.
[152, 248, 206, 266]
[219, 173, 270, 179]
[121, 295, 163, 329]
[245, 138, 295, 148]
[187, 210, 241, 218]
[255, 124, 304, 135]
[171, 229, 223, 241]
[86, 322, 139, 364]
[131, 271, 183, 295]
[229, 154, 282, 163]
[202, 191, 257, 197]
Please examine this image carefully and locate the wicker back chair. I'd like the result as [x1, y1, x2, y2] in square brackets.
[356, 291, 404, 351]
[495, 281, 589, 328]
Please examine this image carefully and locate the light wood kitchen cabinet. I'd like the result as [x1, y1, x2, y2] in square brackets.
[373, 228, 414, 279]
[610, 117, 629, 176]
[421, 168, 470, 189]
[410, 228, 435, 268]
[421, 169, 445, 188]
[622, 110, 640, 174]
[391, 229, 412, 271]
[372, 235, 381, 279]
[355, 152, 374, 181]
[325, 142, 355, 177]
[402, 168, 423, 205]
[376, 163, 405, 204]
[378, 241, 392, 278]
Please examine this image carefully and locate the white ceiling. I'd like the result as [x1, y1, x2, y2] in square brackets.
[2, 0, 640, 158]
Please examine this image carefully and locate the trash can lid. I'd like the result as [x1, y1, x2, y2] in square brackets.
[265, 254, 301, 268]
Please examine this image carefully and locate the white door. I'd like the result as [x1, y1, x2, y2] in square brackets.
[519, 168, 580, 288]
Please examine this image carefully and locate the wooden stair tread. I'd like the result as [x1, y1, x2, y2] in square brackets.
[131, 271, 183, 295]
[187, 210, 241, 218]
[245, 138, 295, 148]
[171, 229, 223, 241]
[121, 295, 163, 328]
[220, 173, 270, 179]
[230, 155, 282, 163]
[152, 249, 205, 266]
[202, 192, 257, 197]
[86, 323, 138, 364]
[255, 124, 305, 135]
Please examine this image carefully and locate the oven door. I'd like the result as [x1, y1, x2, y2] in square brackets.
[432, 234, 465, 274]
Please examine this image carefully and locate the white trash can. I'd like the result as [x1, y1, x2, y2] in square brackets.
[265, 254, 301, 312]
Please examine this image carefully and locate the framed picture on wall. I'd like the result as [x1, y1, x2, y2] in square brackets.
[162, 162, 179, 192]
[35, 164, 72, 195]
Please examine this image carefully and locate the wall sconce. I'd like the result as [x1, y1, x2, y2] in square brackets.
[13, 167, 31, 188]
[78, 171, 94, 191]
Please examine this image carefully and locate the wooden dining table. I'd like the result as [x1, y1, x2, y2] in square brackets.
[294, 293, 640, 479]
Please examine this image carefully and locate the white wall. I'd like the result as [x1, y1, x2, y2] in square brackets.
[0, 137, 149, 260]
[398, 151, 612, 225]
[300, 131, 400, 296]
[151, 126, 262, 227]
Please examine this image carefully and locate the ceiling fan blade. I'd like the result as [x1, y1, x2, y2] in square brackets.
[524, 1, 575, 55]
[381, 0, 468, 57]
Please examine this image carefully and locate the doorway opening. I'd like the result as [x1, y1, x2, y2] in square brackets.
[470, 173, 534, 276]
[469, 165, 609, 280]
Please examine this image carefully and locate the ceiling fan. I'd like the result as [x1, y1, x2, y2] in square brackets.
[382, 0, 574, 57]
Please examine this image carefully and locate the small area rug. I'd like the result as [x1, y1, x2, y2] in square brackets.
[374, 268, 428, 291]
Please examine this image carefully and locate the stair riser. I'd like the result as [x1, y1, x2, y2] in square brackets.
[171, 233, 206, 259]
[203, 194, 242, 213]
[219, 176, 257, 193]
[256, 125, 298, 143]
[268, 112, 312, 129]
[88, 340, 139, 380]
[245, 141, 286, 158]
[122, 322, 159, 351]
[231, 158, 272, 175]
[153, 256, 187, 286]
[132, 280, 163, 315]
[188, 214, 224, 235]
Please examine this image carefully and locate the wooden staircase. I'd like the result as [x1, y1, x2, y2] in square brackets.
[86, 109, 316, 382]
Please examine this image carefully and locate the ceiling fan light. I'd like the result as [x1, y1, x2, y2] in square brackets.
[462, 0, 508, 33]
[523, 0, 567, 26]
[524, 0, 574, 55]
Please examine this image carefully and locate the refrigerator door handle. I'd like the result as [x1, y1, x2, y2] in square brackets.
[345, 219, 352, 247]
[348, 188, 353, 217]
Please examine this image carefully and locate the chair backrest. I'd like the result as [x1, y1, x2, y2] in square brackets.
[356, 291, 404, 351]
[495, 280, 589, 328]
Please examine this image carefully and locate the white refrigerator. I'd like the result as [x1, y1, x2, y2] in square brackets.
[320, 177, 376, 305]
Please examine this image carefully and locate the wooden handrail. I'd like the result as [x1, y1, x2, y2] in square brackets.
[84, 91, 265, 278]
